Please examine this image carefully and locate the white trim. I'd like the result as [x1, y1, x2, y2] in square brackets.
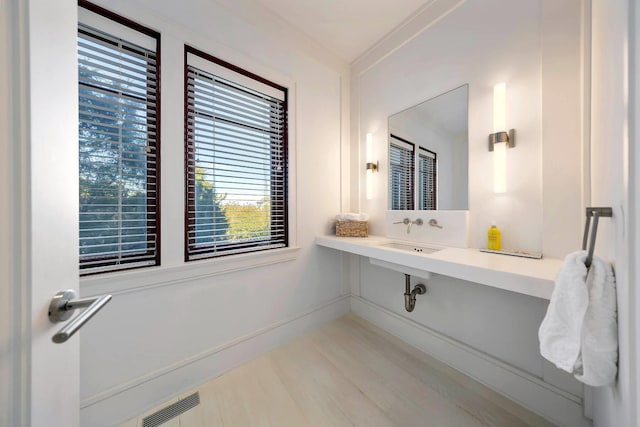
[1, 0, 30, 424]
[287, 83, 298, 249]
[630, 0, 640, 423]
[581, 6, 593, 402]
[351, 0, 465, 77]
[79, 295, 350, 427]
[350, 295, 587, 427]
[340, 75, 351, 214]
[81, 246, 300, 296]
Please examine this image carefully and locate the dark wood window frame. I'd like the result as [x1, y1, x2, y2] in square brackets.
[418, 147, 437, 210]
[389, 134, 438, 210]
[184, 45, 289, 262]
[389, 134, 416, 210]
[78, 0, 161, 275]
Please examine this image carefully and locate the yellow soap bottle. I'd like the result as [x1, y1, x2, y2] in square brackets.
[488, 221, 501, 251]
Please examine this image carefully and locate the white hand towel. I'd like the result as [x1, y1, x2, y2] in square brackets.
[335, 212, 369, 221]
[574, 254, 617, 386]
[538, 250, 618, 386]
[539, 251, 589, 373]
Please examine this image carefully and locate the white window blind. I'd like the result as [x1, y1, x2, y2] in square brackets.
[389, 136, 415, 210]
[418, 148, 437, 210]
[78, 19, 159, 275]
[185, 47, 287, 261]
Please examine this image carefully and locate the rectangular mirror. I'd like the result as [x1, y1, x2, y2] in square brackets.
[388, 84, 469, 210]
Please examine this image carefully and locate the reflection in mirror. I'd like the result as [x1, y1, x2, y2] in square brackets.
[388, 84, 469, 210]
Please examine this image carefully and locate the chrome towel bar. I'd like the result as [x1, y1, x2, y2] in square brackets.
[582, 207, 613, 268]
[48, 289, 112, 343]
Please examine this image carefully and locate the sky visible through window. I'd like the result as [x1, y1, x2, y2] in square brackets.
[188, 68, 283, 248]
[192, 115, 272, 205]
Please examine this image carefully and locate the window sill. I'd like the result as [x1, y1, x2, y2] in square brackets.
[80, 246, 301, 296]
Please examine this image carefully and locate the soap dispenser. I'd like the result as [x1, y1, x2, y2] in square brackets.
[488, 221, 501, 251]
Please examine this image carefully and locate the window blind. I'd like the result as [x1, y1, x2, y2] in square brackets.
[78, 21, 159, 274]
[389, 136, 415, 210]
[418, 148, 437, 210]
[185, 48, 287, 261]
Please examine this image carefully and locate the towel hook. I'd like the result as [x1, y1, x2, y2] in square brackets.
[582, 207, 612, 268]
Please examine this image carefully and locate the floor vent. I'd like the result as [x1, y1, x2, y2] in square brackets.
[142, 392, 200, 427]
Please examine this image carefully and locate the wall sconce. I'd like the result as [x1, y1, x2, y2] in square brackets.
[488, 82, 515, 193]
[365, 133, 378, 173]
[365, 133, 377, 200]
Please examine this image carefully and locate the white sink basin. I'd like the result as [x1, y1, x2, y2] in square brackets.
[367, 241, 443, 278]
[381, 242, 441, 254]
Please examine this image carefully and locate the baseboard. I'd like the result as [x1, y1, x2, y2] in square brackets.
[350, 295, 586, 427]
[80, 295, 350, 427]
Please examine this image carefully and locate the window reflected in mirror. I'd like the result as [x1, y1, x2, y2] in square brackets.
[388, 84, 468, 210]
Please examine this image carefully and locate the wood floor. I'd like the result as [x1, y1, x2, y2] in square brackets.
[120, 314, 555, 427]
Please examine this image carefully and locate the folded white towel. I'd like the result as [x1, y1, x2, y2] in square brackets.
[335, 212, 369, 221]
[538, 250, 618, 386]
[539, 251, 589, 373]
[575, 254, 618, 386]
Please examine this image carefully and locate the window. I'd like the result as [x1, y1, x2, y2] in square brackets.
[184, 46, 288, 261]
[418, 148, 437, 210]
[389, 134, 437, 210]
[78, 4, 160, 275]
[389, 136, 415, 210]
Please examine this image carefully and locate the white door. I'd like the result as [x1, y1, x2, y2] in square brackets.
[2, 0, 82, 425]
[590, 0, 639, 426]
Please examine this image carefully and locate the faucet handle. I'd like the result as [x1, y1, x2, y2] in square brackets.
[393, 218, 411, 225]
[428, 218, 443, 229]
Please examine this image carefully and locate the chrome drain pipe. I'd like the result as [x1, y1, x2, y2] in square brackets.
[404, 274, 426, 312]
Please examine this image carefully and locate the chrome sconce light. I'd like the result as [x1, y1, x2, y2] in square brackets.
[365, 133, 378, 200]
[488, 83, 515, 193]
[365, 133, 378, 172]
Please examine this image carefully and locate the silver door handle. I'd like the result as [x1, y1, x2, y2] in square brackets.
[48, 289, 112, 343]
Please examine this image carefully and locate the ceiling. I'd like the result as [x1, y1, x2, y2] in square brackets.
[251, 0, 432, 63]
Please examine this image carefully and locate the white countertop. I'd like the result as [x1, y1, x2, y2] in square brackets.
[316, 235, 563, 300]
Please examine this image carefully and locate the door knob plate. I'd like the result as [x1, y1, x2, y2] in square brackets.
[48, 289, 77, 323]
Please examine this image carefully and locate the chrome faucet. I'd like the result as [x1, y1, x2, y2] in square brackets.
[428, 218, 443, 229]
[393, 218, 423, 233]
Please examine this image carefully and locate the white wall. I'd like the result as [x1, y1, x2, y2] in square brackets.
[361, 259, 550, 374]
[591, 0, 639, 425]
[355, 0, 542, 252]
[349, 0, 590, 424]
[74, 1, 351, 425]
[541, 0, 590, 259]
[354, 0, 587, 257]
